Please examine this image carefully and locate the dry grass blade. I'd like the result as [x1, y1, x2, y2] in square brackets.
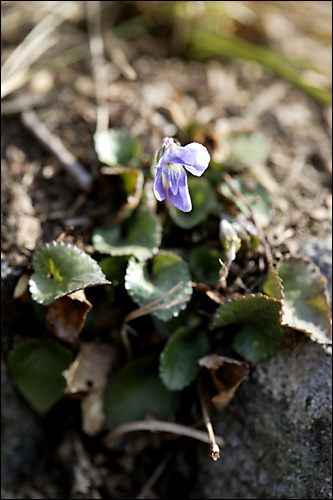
[21, 109, 93, 191]
[87, 0, 109, 133]
[2, 2, 80, 79]
[1, 43, 90, 99]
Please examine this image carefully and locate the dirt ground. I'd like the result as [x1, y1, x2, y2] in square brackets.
[1, 1, 332, 499]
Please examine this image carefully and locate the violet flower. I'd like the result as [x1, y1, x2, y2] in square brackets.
[153, 137, 210, 212]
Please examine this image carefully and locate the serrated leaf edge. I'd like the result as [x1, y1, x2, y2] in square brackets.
[29, 241, 111, 305]
[211, 292, 284, 330]
[124, 251, 193, 319]
[93, 209, 162, 262]
[159, 328, 206, 391]
[276, 255, 332, 342]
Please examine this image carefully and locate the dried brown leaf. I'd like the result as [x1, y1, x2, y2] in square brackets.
[81, 388, 105, 436]
[45, 289, 92, 348]
[63, 341, 115, 394]
[198, 354, 249, 409]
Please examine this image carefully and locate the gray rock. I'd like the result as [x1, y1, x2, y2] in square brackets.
[191, 337, 332, 499]
[302, 236, 332, 302]
[191, 239, 332, 499]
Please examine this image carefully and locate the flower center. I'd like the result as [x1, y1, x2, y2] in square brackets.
[162, 162, 183, 195]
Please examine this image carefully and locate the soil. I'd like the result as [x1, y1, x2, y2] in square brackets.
[1, 2, 332, 499]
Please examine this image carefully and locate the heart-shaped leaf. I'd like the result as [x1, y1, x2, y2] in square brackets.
[105, 355, 180, 429]
[7, 339, 73, 414]
[220, 176, 273, 226]
[92, 208, 162, 262]
[272, 257, 332, 343]
[224, 133, 271, 170]
[94, 128, 141, 167]
[168, 177, 218, 229]
[159, 327, 210, 391]
[100, 167, 144, 223]
[211, 293, 283, 363]
[125, 251, 193, 321]
[99, 255, 129, 286]
[29, 242, 111, 305]
[189, 246, 222, 287]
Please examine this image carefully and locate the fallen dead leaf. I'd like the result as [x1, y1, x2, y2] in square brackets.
[45, 289, 92, 348]
[198, 354, 249, 409]
[81, 388, 105, 436]
[13, 272, 30, 299]
[63, 341, 115, 394]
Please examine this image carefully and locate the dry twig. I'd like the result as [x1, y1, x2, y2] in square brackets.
[87, 0, 109, 133]
[21, 109, 93, 191]
[197, 381, 221, 461]
[103, 419, 225, 449]
[120, 282, 191, 357]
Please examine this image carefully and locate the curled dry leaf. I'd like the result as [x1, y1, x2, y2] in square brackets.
[81, 388, 106, 436]
[13, 273, 30, 300]
[198, 354, 249, 409]
[63, 341, 115, 394]
[192, 282, 226, 305]
[45, 289, 92, 348]
[63, 341, 115, 436]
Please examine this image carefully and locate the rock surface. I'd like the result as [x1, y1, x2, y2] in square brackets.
[191, 243, 332, 499]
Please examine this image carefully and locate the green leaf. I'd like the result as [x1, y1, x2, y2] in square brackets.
[105, 355, 180, 429]
[168, 177, 218, 229]
[94, 128, 141, 167]
[100, 167, 144, 223]
[125, 251, 193, 321]
[273, 257, 332, 344]
[212, 293, 283, 363]
[159, 327, 210, 390]
[224, 133, 271, 170]
[189, 246, 222, 287]
[92, 208, 162, 262]
[99, 256, 128, 286]
[220, 176, 273, 226]
[29, 242, 111, 305]
[7, 339, 73, 414]
[262, 263, 284, 302]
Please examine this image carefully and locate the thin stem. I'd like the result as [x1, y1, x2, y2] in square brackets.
[103, 419, 225, 448]
[197, 382, 220, 461]
[222, 172, 273, 264]
[120, 282, 190, 358]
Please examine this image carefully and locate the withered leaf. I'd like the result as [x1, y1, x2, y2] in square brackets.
[198, 354, 249, 409]
[45, 289, 92, 347]
[81, 388, 105, 436]
[63, 341, 115, 394]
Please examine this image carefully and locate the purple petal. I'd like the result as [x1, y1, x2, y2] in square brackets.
[163, 164, 183, 196]
[155, 145, 193, 170]
[168, 169, 192, 212]
[183, 143, 210, 176]
[153, 168, 166, 201]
